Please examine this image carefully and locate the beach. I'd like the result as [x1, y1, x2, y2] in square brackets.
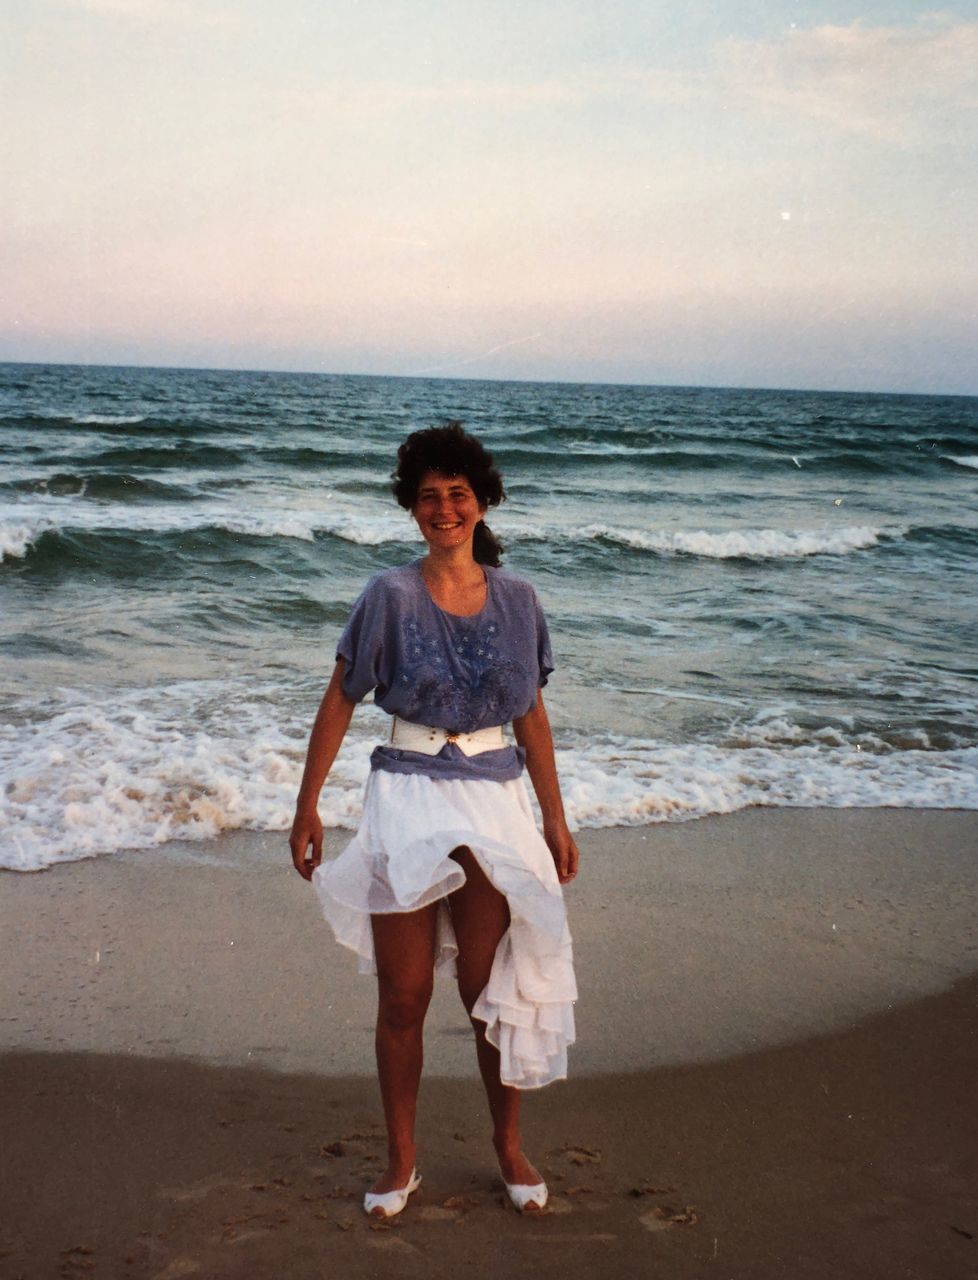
[2, 807, 976, 1278]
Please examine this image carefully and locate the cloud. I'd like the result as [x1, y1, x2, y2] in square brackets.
[716, 15, 978, 143]
[283, 19, 977, 145]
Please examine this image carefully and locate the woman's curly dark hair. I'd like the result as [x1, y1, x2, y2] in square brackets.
[392, 422, 506, 566]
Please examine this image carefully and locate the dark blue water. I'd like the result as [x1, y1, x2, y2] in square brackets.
[2, 362, 977, 869]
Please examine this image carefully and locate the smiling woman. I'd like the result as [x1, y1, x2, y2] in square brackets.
[289, 422, 579, 1220]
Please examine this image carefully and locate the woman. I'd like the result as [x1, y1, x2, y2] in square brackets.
[289, 423, 578, 1218]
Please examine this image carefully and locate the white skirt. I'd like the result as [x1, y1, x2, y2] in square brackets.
[312, 768, 577, 1090]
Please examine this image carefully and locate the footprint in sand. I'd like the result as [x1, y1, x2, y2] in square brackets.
[561, 1144, 603, 1166]
[639, 1205, 699, 1232]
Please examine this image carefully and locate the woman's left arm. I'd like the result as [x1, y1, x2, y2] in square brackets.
[512, 690, 579, 884]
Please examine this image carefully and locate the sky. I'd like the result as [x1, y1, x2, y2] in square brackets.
[2, 1, 977, 393]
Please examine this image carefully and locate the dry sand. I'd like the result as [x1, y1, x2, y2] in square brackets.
[1, 807, 976, 1278]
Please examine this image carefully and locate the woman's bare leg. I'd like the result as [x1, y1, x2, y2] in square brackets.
[369, 904, 439, 1193]
[448, 847, 543, 1192]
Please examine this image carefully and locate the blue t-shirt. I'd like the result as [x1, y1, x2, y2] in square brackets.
[337, 560, 554, 782]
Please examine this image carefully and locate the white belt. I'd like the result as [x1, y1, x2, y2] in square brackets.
[389, 716, 505, 757]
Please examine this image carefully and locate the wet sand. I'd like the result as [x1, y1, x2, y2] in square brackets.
[1, 807, 976, 1277]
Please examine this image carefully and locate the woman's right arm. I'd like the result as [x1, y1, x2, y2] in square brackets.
[289, 658, 358, 880]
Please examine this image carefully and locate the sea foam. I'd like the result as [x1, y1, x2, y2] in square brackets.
[3, 682, 976, 871]
[0, 517, 53, 560]
[72, 413, 147, 425]
[556, 734, 978, 827]
[0, 487, 897, 562]
[0, 680, 376, 872]
[511, 523, 892, 559]
[0, 501, 413, 558]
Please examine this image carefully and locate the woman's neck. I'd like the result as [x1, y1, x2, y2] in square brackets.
[419, 548, 487, 616]
[420, 544, 483, 587]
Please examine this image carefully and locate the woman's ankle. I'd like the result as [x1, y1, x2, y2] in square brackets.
[386, 1139, 417, 1167]
[372, 1145, 418, 1192]
[494, 1146, 542, 1187]
[493, 1132, 541, 1179]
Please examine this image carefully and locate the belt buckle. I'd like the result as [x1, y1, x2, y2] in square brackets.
[445, 729, 460, 744]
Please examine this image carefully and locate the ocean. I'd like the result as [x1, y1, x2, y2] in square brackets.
[2, 362, 976, 872]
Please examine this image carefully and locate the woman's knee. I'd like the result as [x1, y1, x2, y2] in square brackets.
[377, 976, 433, 1032]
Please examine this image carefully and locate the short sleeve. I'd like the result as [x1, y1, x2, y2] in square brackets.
[336, 578, 389, 703]
[533, 588, 555, 688]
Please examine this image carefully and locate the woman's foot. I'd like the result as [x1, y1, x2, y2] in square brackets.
[503, 1178, 548, 1213]
[364, 1161, 422, 1219]
[368, 1150, 418, 1197]
[495, 1144, 548, 1212]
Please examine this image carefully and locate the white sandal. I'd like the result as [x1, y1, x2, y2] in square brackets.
[363, 1169, 422, 1219]
[504, 1179, 548, 1213]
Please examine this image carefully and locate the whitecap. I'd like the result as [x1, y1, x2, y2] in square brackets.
[72, 413, 147, 425]
[0, 517, 54, 561]
[941, 454, 978, 471]
[508, 523, 894, 559]
[312, 512, 416, 545]
[0, 496, 413, 549]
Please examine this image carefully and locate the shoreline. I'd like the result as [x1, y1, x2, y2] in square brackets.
[1, 806, 976, 1076]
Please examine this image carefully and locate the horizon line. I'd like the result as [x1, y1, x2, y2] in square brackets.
[1, 357, 975, 402]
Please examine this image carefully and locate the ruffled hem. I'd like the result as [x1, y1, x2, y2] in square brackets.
[312, 770, 576, 1090]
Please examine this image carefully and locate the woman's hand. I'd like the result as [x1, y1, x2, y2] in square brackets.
[544, 817, 579, 885]
[290, 808, 324, 881]
[289, 660, 357, 882]
[513, 690, 580, 886]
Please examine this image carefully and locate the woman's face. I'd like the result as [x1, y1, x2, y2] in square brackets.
[411, 469, 487, 552]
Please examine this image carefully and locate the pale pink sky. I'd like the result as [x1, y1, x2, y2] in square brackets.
[2, 2, 976, 392]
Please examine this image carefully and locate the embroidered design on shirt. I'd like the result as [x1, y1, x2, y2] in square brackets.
[400, 616, 525, 728]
